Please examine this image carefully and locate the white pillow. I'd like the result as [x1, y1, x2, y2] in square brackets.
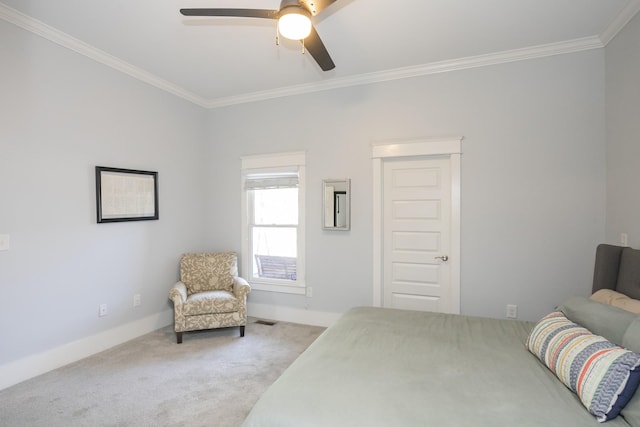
[591, 289, 640, 314]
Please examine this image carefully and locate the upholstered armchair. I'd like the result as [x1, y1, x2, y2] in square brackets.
[169, 252, 251, 343]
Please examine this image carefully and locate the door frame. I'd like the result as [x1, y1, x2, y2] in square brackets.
[372, 137, 462, 313]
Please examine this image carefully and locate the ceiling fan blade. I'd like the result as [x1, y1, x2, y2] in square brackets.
[298, 0, 337, 16]
[304, 26, 335, 71]
[180, 9, 278, 19]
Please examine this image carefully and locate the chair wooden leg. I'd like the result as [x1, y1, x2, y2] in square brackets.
[176, 332, 183, 344]
[240, 325, 245, 337]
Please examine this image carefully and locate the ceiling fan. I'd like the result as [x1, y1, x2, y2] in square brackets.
[180, 0, 337, 71]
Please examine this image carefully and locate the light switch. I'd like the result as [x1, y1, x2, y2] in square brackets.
[0, 234, 9, 251]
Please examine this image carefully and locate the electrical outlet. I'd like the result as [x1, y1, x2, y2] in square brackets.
[306, 287, 313, 298]
[99, 304, 108, 317]
[133, 294, 141, 307]
[506, 304, 518, 319]
[621, 233, 629, 246]
[0, 234, 9, 251]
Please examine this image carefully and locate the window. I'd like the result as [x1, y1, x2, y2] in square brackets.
[241, 152, 305, 294]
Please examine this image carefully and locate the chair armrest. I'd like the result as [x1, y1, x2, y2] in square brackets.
[233, 277, 251, 298]
[169, 281, 188, 304]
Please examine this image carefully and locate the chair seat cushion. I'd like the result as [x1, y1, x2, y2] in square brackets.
[183, 290, 239, 316]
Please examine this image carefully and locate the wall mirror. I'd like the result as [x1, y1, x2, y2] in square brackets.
[323, 179, 350, 230]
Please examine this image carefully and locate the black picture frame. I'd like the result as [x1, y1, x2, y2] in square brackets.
[95, 166, 159, 223]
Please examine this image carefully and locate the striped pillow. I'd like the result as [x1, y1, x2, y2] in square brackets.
[526, 311, 640, 422]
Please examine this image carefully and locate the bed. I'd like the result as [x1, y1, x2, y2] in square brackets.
[242, 244, 640, 426]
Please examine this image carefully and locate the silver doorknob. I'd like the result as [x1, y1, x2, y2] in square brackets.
[434, 255, 449, 262]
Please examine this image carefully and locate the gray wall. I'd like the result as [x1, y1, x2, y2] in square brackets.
[605, 12, 640, 248]
[0, 20, 209, 365]
[206, 49, 607, 322]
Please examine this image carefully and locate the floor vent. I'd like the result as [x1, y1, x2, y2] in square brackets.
[255, 319, 277, 326]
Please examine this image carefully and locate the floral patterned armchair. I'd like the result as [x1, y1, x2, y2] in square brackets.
[169, 252, 251, 343]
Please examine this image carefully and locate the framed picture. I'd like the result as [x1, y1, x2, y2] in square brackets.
[95, 166, 159, 223]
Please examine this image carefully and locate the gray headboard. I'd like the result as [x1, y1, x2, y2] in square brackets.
[593, 243, 640, 300]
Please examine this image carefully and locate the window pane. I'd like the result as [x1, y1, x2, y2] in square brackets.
[252, 227, 297, 280]
[253, 188, 298, 225]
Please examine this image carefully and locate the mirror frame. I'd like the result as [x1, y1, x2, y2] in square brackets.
[322, 179, 350, 231]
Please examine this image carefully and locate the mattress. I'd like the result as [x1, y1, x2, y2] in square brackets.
[242, 307, 631, 427]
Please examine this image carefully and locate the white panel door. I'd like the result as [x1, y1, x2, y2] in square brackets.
[383, 157, 452, 312]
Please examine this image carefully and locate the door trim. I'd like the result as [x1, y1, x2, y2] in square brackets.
[372, 137, 462, 313]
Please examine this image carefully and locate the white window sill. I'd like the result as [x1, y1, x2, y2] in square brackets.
[249, 281, 306, 295]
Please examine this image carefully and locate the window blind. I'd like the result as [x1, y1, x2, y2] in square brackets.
[243, 170, 299, 190]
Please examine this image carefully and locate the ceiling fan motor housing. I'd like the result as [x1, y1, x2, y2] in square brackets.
[281, 1, 303, 10]
[279, 0, 315, 16]
[278, 4, 311, 20]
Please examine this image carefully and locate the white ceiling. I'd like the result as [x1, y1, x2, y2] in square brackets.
[1, 0, 639, 108]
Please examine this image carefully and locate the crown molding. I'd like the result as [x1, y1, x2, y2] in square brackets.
[599, 0, 640, 45]
[0, 2, 612, 110]
[0, 3, 210, 108]
[205, 36, 604, 108]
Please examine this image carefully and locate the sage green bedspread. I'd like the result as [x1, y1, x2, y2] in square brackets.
[242, 307, 632, 427]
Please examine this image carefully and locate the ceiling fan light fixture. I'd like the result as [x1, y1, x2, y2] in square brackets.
[278, 7, 312, 40]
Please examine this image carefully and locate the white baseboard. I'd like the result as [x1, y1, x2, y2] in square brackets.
[0, 310, 173, 391]
[247, 302, 342, 327]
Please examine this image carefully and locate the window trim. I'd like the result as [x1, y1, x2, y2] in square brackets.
[241, 152, 306, 294]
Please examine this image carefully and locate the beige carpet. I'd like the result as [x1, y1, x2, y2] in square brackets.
[0, 318, 325, 427]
